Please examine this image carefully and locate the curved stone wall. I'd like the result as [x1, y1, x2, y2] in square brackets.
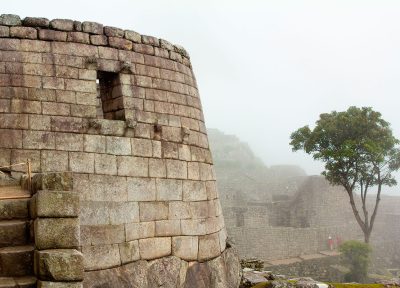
[0, 14, 236, 286]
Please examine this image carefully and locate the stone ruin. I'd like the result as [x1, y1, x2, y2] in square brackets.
[0, 14, 241, 288]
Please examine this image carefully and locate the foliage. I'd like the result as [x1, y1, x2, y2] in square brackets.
[290, 106, 400, 242]
[339, 240, 372, 282]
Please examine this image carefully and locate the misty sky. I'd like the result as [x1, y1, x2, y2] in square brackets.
[3, 1, 400, 194]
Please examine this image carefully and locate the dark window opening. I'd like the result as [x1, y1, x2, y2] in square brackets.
[96, 71, 124, 120]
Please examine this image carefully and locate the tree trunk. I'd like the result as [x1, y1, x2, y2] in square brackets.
[364, 231, 370, 244]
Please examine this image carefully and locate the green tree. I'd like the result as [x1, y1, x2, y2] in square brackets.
[339, 240, 372, 282]
[290, 106, 400, 243]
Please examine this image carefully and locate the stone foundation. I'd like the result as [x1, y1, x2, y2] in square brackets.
[83, 247, 241, 288]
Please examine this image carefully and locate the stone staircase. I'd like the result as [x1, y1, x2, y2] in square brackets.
[0, 182, 36, 287]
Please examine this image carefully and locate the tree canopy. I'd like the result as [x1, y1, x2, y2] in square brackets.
[290, 106, 400, 242]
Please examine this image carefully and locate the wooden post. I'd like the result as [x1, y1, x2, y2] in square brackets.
[27, 159, 32, 194]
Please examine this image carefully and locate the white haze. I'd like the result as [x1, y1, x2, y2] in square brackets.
[3, 0, 400, 195]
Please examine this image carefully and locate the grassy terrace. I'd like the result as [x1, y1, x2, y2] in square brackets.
[251, 282, 397, 288]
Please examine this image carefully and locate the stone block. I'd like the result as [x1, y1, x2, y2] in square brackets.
[83, 134, 105, 153]
[124, 30, 141, 43]
[142, 35, 159, 46]
[109, 37, 133, 50]
[139, 202, 168, 222]
[90, 34, 107, 46]
[117, 156, 148, 177]
[55, 90, 76, 103]
[131, 138, 152, 157]
[187, 162, 200, 180]
[67, 32, 90, 44]
[39, 29, 67, 41]
[134, 43, 154, 55]
[205, 181, 218, 200]
[55, 132, 83, 151]
[155, 220, 181, 237]
[10, 149, 39, 172]
[160, 39, 174, 51]
[104, 26, 124, 37]
[0, 149, 10, 167]
[36, 190, 79, 217]
[82, 244, 121, 271]
[166, 159, 187, 179]
[181, 219, 207, 236]
[32, 172, 73, 193]
[42, 77, 65, 90]
[50, 19, 74, 31]
[127, 177, 156, 202]
[162, 142, 178, 159]
[29, 114, 50, 130]
[0, 14, 21, 26]
[69, 152, 94, 173]
[22, 131, 55, 149]
[82, 21, 103, 34]
[172, 236, 198, 261]
[35, 218, 80, 249]
[106, 136, 131, 155]
[199, 163, 214, 181]
[84, 224, 125, 245]
[79, 201, 110, 226]
[125, 221, 155, 241]
[168, 201, 191, 220]
[74, 21, 82, 31]
[183, 180, 207, 201]
[149, 158, 166, 178]
[198, 233, 221, 261]
[94, 154, 117, 175]
[0, 26, 9, 37]
[38, 281, 83, 288]
[70, 104, 97, 118]
[156, 179, 182, 201]
[11, 99, 41, 114]
[0, 113, 31, 129]
[218, 228, 227, 252]
[36, 249, 84, 281]
[23, 17, 50, 28]
[139, 237, 171, 260]
[78, 70, 97, 81]
[10, 26, 37, 39]
[65, 79, 96, 93]
[178, 144, 191, 161]
[98, 46, 118, 60]
[41, 150, 69, 172]
[0, 129, 22, 148]
[119, 240, 140, 264]
[109, 201, 139, 225]
[190, 201, 209, 219]
[80, 174, 127, 202]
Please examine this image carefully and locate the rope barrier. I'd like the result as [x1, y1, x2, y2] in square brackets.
[0, 162, 28, 169]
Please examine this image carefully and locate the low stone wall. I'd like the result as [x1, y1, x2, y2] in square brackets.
[228, 224, 362, 261]
[266, 253, 344, 282]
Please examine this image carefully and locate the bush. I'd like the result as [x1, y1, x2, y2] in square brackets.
[339, 240, 372, 282]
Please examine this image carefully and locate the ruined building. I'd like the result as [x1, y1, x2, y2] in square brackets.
[210, 128, 400, 276]
[0, 14, 240, 288]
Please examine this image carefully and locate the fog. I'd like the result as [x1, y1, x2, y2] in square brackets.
[4, 0, 400, 194]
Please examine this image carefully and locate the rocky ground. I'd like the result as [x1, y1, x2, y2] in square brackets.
[241, 268, 400, 288]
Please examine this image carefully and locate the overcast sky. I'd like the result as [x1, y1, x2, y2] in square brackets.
[4, 1, 400, 194]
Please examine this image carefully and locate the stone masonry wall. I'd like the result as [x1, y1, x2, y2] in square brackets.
[0, 14, 234, 285]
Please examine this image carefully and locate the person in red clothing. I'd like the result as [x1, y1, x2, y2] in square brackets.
[328, 235, 334, 250]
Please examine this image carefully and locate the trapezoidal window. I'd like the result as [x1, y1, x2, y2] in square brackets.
[96, 71, 125, 120]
